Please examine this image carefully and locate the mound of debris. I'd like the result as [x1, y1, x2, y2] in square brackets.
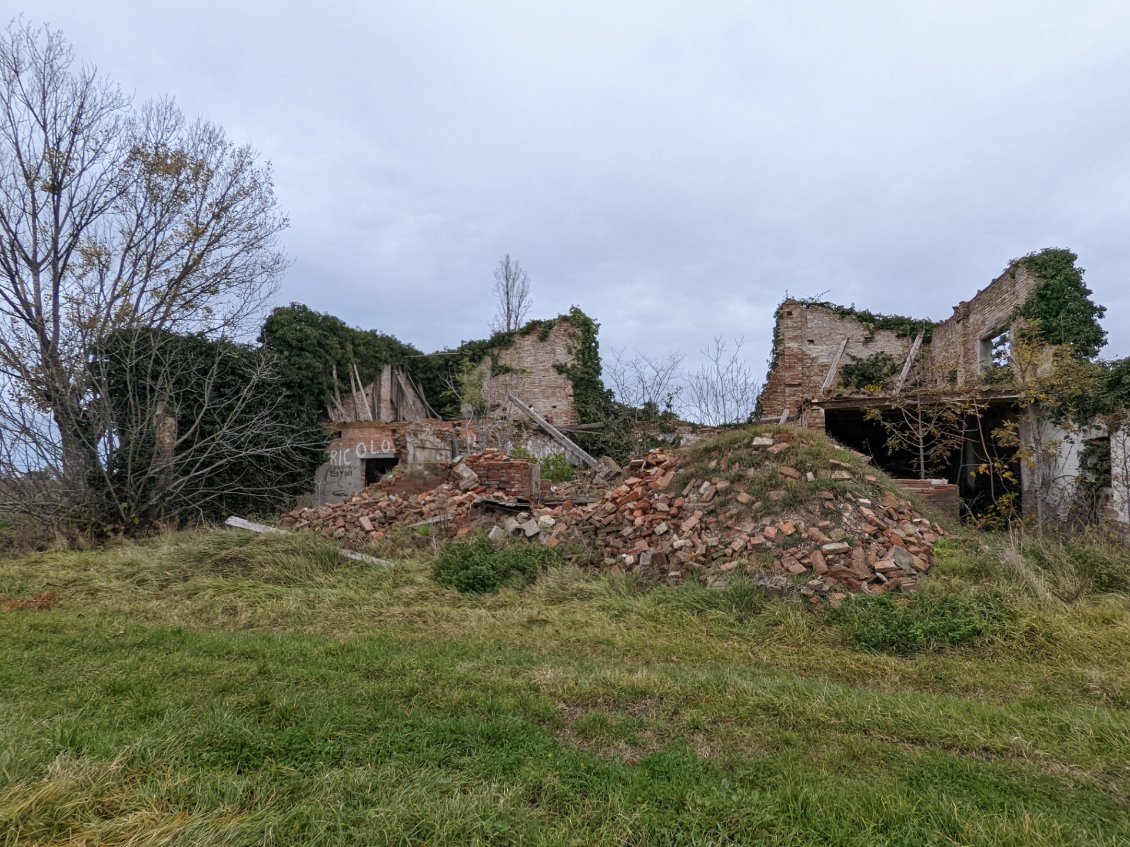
[283, 428, 946, 603]
[531, 428, 946, 605]
[280, 450, 547, 545]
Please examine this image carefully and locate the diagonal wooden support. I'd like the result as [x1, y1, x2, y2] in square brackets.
[821, 338, 849, 394]
[506, 391, 601, 471]
[894, 331, 925, 393]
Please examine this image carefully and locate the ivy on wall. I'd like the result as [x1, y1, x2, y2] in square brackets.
[1014, 248, 1107, 360]
[760, 297, 937, 413]
[792, 298, 939, 342]
[839, 351, 900, 391]
[260, 304, 606, 423]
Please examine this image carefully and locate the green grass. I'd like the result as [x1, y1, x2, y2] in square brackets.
[1, 528, 1128, 845]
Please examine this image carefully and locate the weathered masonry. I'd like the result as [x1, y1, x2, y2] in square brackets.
[761, 256, 1128, 530]
[761, 263, 1046, 420]
[313, 316, 588, 503]
[466, 319, 579, 426]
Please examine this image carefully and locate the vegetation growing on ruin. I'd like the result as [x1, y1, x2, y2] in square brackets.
[792, 298, 939, 342]
[539, 452, 575, 483]
[260, 304, 422, 423]
[838, 351, 900, 391]
[1015, 248, 1107, 360]
[261, 305, 605, 421]
[553, 307, 607, 424]
[762, 297, 937, 411]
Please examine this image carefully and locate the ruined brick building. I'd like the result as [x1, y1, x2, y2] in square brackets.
[313, 317, 586, 503]
[761, 257, 1129, 530]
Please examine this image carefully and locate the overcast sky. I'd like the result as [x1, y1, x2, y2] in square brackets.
[30, 1, 1130, 381]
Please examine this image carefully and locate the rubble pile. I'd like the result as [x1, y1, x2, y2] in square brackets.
[514, 429, 945, 605]
[280, 450, 535, 544]
[284, 428, 946, 603]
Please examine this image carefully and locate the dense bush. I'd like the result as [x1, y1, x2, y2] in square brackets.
[540, 453, 575, 483]
[433, 532, 564, 593]
[839, 352, 899, 391]
[1016, 248, 1107, 360]
[830, 589, 1009, 654]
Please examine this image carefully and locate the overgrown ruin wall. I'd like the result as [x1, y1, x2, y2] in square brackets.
[759, 302, 916, 418]
[313, 418, 572, 504]
[764, 263, 1046, 413]
[474, 321, 578, 426]
[760, 258, 1129, 531]
[314, 420, 467, 502]
[927, 264, 1043, 386]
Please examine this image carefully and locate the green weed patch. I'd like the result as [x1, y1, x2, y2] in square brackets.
[433, 533, 564, 593]
[831, 589, 1011, 654]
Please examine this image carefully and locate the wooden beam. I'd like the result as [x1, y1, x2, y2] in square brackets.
[224, 516, 391, 566]
[505, 392, 601, 471]
[330, 365, 347, 421]
[351, 362, 373, 420]
[821, 338, 849, 394]
[894, 331, 925, 393]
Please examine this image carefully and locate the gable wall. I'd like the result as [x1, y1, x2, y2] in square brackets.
[759, 301, 915, 417]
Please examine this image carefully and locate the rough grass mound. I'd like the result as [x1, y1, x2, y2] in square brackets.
[160, 530, 351, 586]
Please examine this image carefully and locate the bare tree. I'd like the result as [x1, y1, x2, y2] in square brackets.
[0, 21, 289, 529]
[605, 348, 684, 414]
[684, 336, 761, 425]
[600, 347, 685, 457]
[864, 393, 971, 480]
[491, 254, 531, 332]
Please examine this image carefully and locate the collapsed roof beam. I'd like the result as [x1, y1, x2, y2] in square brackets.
[821, 338, 849, 394]
[894, 331, 925, 394]
[506, 391, 601, 470]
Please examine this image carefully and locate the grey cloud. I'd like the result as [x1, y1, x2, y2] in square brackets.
[32, 0, 1130, 373]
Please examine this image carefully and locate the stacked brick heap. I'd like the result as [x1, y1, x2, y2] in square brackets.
[534, 434, 944, 606]
[282, 485, 480, 545]
[280, 451, 538, 545]
[284, 429, 947, 603]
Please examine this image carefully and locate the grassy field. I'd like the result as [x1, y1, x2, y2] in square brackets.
[0, 528, 1128, 845]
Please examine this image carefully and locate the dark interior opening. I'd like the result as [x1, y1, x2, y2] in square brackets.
[363, 456, 399, 485]
[824, 401, 1022, 523]
[824, 408, 958, 480]
[956, 403, 1021, 522]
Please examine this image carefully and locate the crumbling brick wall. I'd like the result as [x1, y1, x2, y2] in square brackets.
[475, 321, 578, 426]
[927, 264, 1042, 387]
[760, 300, 916, 418]
[465, 453, 540, 500]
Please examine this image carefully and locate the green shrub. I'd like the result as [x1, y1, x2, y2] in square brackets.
[433, 532, 563, 593]
[830, 589, 1009, 654]
[839, 352, 899, 391]
[540, 452, 575, 483]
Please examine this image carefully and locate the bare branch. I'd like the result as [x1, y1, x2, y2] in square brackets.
[683, 336, 761, 425]
[491, 253, 531, 333]
[0, 21, 291, 532]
